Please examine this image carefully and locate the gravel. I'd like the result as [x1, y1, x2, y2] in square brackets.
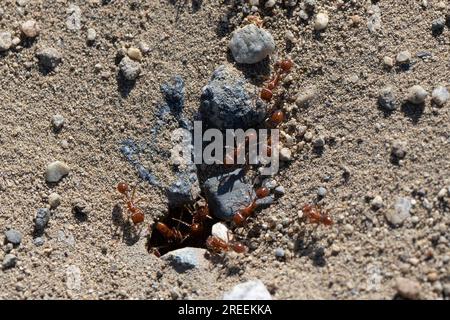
[431, 86, 449, 106]
[391, 140, 407, 159]
[36, 48, 62, 72]
[2, 254, 17, 269]
[229, 24, 275, 64]
[223, 280, 272, 300]
[200, 64, 267, 129]
[395, 277, 421, 299]
[119, 56, 141, 81]
[0, 32, 12, 51]
[4, 230, 22, 246]
[406, 85, 428, 104]
[378, 87, 397, 111]
[45, 161, 70, 183]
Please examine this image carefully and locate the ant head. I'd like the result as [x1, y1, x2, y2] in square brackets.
[117, 182, 129, 194]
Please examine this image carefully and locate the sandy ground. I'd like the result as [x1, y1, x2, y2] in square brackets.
[0, 0, 449, 299]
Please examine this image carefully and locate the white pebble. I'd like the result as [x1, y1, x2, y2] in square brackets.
[314, 13, 329, 31]
[279, 147, 292, 161]
[0, 32, 12, 51]
[211, 222, 229, 243]
[432, 86, 449, 106]
[87, 28, 96, 42]
[48, 192, 62, 209]
[396, 51, 411, 65]
[20, 20, 40, 38]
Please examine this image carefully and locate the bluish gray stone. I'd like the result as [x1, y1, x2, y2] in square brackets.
[4, 230, 22, 246]
[317, 187, 327, 197]
[275, 248, 285, 258]
[223, 280, 272, 300]
[35, 208, 50, 232]
[119, 56, 141, 81]
[33, 237, 45, 247]
[229, 24, 275, 64]
[162, 247, 208, 272]
[203, 168, 254, 221]
[378, 87, 397, 111]
[200, 64, 267, 129]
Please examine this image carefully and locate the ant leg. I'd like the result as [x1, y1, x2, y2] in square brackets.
[171, 218, 191, 229]
[130, 181, 140, 202]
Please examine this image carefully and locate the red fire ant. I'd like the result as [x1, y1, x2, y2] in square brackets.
[117, 182, 145, 224]
[301, 204, 333, 226]
[206, 236, 247, 254]
[233, 187, 270, 226]
[155, 222, 186, 243]
[171, 202, 212, 238]
[260, 58, 294, 103]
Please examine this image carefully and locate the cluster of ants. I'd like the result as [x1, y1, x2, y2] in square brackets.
[115, 16, 333, 257]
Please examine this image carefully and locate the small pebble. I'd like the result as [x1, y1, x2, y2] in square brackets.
[45, 161, 70, 183]
[86, 28, 96, 42]
[35, 208, 50, 231]
[223, 280, 272, 300]
[127, 47, 142, 61]
[431, 86, 449, 106]
[317, 187, 327, 197]
[265, 0, 276, 8]
[4, 230, 22, 246]
[295, 89, 316, 107]
[314, 13, 329, 31]
[396, 51, 411, 65]
[36, 47, 63, 71]
[138, 41, 150, 54]
[371, 196, 383, 210]
[383, 56, 394, 68]
[312, 136, 325, 148]
[48, 192, 61, 209]
[33, 237, 45, 247]
[0, 32, 12, 51]
[385, 197, 411, 226]
[20, 20, 40, 38]
[431, 17, 446, 33]
[52, 114, 65, 131]
[229, 24, 275, 64]
[437, 188, 447, 199]
[211, 222, 229, 243]
[378, 87, 397, 111]
[391, 140, 407, 159]
[275, 248, 285, 258]
[279, 147, 292, 161]
[119, 56, 141, 81]
[274, 185, 285, 195]
[2, 254, 17, 269]
[406, 85, 428, 104]
[395, 277, 421, 299]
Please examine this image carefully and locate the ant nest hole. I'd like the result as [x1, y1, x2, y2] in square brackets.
[146, 197, 218, 257]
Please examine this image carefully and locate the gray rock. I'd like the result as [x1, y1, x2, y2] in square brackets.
[2, 254, 17, 269]
[385, 197, 411, 226]
[161, 247, 209, 272]
[395, 277, 421, 299]
[317, 187, 327, 197]
[431, 17, 446, 33]
[432, 86, 449, 106]
[33, 237, 45, 246]
[200, 64, 267, 129]
[0, 32, 12, 51]
[119, 56, 141, 81]
[229, 24, 275, 64]
[52, 114, 65, 131]
[396, 51, 411, 65]
[274, 185, 285, 195]
[4, 230, 22, 245]
[204, 168, 254, 221]
[34, 208, 50, 232]
[312, 136, 325, 148]
[378, 87, 397, 111]
[58, 230, 75, 246]
[223, 280, 272, 300]
[275, 248, 285, 258]
[36, 48, 62, 71]
[391, 141, 407, 159]
[45, 161, 70, 183]
[66, 4, 82, 31]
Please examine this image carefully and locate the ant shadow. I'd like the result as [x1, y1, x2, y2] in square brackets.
[169, 0, 203, 22]
[116, 72, 137, 99]
[293, 229, 327, 267]
[226, 51, 271, 86]
[400, 102, 425, 124]
[111, 204, 141, 246]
